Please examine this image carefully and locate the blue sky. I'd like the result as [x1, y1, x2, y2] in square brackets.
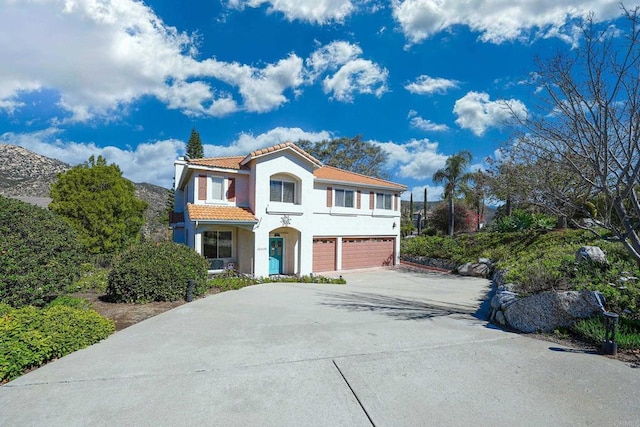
[0, 0, 635, 199]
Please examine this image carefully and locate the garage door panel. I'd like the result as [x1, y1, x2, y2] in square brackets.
[342, 237, 395, 270]
[313, 238, 336, 272]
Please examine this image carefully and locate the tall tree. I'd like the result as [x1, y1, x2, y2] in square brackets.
[423, 187, 428, 232]
[295, 135, 389, 179]
[432, 150, 473, 236]
[50, 155, 147, 255]
[461, 170, 488, 231]
[508, 7, 640, 262]
[186, 128, 204, 159]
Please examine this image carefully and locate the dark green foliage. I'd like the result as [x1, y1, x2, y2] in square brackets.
[50, 155, 147, 255]
[69, 263, 109, 294]
[186, 128, 204, 159]
[107, 242, 209, 303]
[0, 303, 114, 383]
[208, 269, 260, 291]
[428, 202, 476, 234]
[296, 135, 389, 179]
[572, 316, 640, 350]
[0, 196, 86, 307]
[492, 210, 556, 232]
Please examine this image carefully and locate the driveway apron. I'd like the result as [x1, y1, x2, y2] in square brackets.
[1, 267, 639, 426]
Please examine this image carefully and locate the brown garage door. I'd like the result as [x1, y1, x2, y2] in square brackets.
[342, 237, 395, 270]
[313, 238, 336, 272]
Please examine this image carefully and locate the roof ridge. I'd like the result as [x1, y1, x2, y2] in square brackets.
[189, 155, 245, 161]
[243, 141, 322, 167]
[318, 165, 406, 188]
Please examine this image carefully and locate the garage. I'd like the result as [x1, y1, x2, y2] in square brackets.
[341, 237, 395, 270]
[312, 238, 336, 272]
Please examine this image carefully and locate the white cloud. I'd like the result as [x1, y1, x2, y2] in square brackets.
[453, 91, 527, 136]
[203, 127, 332, 157]
[226, 0, 358, 24]
[0, 0, 306, 121]
[392, 0, 629, 45]
[408, 110, 449, 132]
[307, 41, 389, 102]
[0, 128, 183, 188]
[374, 138, 448, 180]
[405, 75, 460, 95]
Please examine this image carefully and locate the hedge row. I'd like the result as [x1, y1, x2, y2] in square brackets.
[0, 302, 114, 383]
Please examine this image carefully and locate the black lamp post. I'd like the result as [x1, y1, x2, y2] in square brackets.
[602, 311, 619, 355]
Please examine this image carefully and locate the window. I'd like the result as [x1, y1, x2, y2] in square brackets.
[203, 231, 232, 259]
[209, 177, 224, 201]
[376, 193, 392, 210]
[270, 180, 295, 203]
[335, 189, 354, 208]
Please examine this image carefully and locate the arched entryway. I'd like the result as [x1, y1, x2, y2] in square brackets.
[268, 227, 301, 275]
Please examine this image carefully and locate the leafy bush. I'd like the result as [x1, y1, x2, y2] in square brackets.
[69, 263, 109, 294]
[207, 270, 347, 291]
[428, 202, 476, 234]
[1, 304, 114, 383]
[492, 209, 556, 232]
[0, 196, 86, 307]
[46, 296, 93, 310]
[107, 242, 209, 303]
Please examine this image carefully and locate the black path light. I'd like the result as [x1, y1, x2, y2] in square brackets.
[602, 311, 619, 355]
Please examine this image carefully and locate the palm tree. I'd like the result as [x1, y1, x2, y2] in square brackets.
[432, 150, 473, 236]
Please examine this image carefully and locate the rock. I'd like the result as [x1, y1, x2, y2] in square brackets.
[503, 290, 602, 333]
[491, 292, 518, 310]
[575, 246, 607, 264]
[478, 258, 492, 266]
[459, 262, 491, 278]
[495, 310, 506, 325]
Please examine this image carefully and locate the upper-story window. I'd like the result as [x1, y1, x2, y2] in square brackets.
[210, 177, 224, 201]
[270, 180, 296, 203]
[335, 189, 354, 208]
[376, 193, 392, 210]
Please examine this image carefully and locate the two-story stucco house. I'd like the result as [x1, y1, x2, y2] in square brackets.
[170, 142, 406, 277]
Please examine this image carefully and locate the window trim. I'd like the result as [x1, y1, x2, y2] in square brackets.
[202, 230, 234, 261]
[376, 193, 393, 210]
[334, 188, 355, 208]
[270, 179, 297, 204]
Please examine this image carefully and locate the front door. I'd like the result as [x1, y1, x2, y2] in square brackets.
[269, 237, 283, 275]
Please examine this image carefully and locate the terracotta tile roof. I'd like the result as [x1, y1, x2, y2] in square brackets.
[188, 156, 245, 170]
[243, 142, 322, 167]
[186, 204, 258, 222]
[314, 165, 407, 191]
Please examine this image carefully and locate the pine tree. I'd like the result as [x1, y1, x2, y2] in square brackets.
[50, 155, 147, 254]
[186, 128, 204, 159]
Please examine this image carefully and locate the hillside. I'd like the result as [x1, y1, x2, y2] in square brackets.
[0, 144, 170, 241]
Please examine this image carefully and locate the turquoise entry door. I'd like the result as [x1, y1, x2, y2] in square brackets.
[269, 237, 284, 275]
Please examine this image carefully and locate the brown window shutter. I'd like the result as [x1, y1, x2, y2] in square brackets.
[326, 187, 332, 207]
[357, 190, 361, 209]
[198, 175, 207, 200]
[394, 194, 399, 211]
[227, 178, 236, 202]
[369, 191, 374, 209]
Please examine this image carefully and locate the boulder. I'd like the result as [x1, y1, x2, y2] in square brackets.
[503, 290, 602, 333]
[575, 246, 607, 265]
[459, 262, 491, 278]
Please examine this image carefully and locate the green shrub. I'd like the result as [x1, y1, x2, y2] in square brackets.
[492, 210, 556, 232]
[69, 263, 109, 293]
[572, 316, 640, 350]
[0, 304, 114, 383]
[107, 242, 209, 303]
[46, 296, 93, 310]
[0, 196, 86, 307]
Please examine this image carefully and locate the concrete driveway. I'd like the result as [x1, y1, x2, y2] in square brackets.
[2, 267, 639, 426]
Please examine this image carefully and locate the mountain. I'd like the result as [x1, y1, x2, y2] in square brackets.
[0, 144, 170, 241]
